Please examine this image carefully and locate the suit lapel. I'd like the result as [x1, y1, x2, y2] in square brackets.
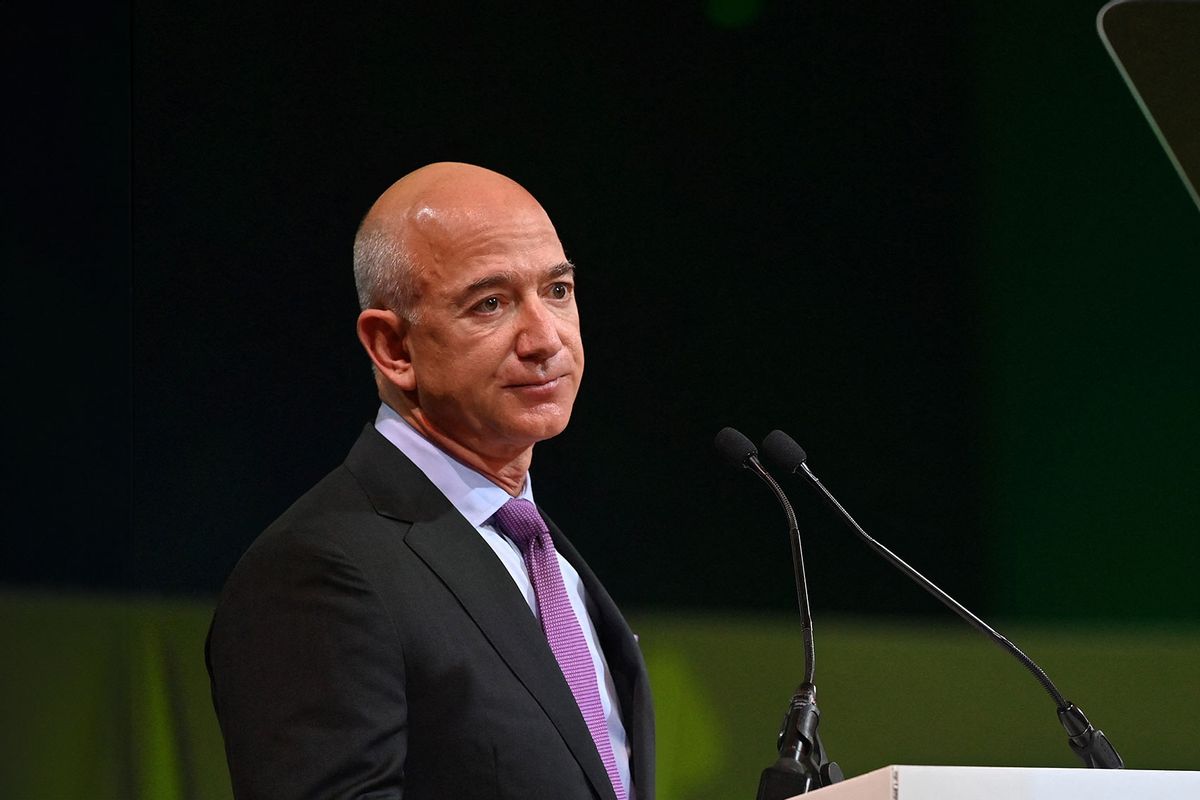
[345, 425, 618, 800]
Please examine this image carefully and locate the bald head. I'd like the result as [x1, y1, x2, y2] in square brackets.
[353, 162, 558, 320]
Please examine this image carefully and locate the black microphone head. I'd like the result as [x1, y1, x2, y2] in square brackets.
[761, 429, 808, 473]
[713, 427, 758, 469]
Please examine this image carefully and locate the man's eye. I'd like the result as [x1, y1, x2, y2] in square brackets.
[549, 283, 571, 300]
[476, 297, 500, 313]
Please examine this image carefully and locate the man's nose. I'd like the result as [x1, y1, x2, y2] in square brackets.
[514, 296, 564, 360]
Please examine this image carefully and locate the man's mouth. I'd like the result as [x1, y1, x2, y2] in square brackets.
[506, 376, 562, 390]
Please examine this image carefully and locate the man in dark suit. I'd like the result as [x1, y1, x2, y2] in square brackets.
[206, 162, 655, 799]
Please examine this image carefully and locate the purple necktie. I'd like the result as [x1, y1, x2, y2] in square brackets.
[494, 498, 627, 800]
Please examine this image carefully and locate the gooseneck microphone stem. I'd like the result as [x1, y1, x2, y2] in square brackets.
[749, 458, 815, 685]
[713, 427, 843, 797]
[796, 461, 1067, 707]
[762, 429, 1123, 770]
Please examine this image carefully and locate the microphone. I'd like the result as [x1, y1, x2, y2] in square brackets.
[760, 429, 1124, 770]
[713, 428, 843, 797]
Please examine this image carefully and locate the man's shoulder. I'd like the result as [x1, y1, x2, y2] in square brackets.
[217, 463, 379, 588]
[218, 431, 401, 575]
[257, 423, 428, 536]
[272, 458, 378, 534]
[225, 426, 454, 573]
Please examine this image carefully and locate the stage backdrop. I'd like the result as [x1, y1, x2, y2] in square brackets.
[5, 2, 1198, 798]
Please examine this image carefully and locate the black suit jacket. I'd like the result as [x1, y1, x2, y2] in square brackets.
[206, 425, 655, 800]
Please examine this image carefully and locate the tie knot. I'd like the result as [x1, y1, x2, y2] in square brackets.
[494, 498, 548, 552]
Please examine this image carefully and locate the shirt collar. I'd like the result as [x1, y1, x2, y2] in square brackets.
[373, 403, 533, 527]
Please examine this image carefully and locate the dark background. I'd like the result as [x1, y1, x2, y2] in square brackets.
[9, 2, 1198, 625]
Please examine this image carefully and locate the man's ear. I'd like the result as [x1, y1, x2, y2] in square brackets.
[356, 309, 416, 391]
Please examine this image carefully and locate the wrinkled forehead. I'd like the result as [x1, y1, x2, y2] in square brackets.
[409, 198, 558, 254]
[403, 202, 567, 305]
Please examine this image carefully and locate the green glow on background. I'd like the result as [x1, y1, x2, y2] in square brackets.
[705, 0, 764, 29]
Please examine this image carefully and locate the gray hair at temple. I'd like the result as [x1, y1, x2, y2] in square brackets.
[352, 216, 421, 323]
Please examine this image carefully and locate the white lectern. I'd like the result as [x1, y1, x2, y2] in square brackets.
[803, 765, 1200, 800]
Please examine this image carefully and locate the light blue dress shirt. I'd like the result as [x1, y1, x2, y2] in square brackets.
[374, 403, 632, 797]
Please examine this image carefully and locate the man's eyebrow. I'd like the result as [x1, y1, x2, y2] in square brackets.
[459, 262, 577, 297]
[462, 272, 515, 296]
[546, 261, 576, 280]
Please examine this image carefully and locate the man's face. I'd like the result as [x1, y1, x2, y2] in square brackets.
[400, 200, 584, 461]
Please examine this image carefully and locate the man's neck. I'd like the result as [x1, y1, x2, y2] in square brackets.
[400, 408, 531, 496]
